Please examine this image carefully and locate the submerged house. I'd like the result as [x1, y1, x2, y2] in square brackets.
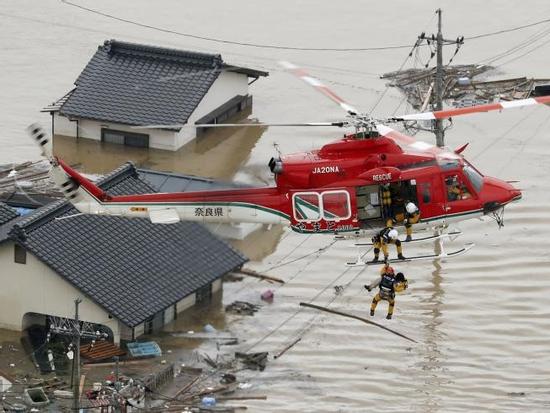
[0, 164, 247, 343]
[43, 40, 268, 151]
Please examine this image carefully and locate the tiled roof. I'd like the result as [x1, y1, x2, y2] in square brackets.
[0, 203, 19, 226]
[8, 164, 247, 327]
[58, 40, 265, 129]
[0, 203, 21, 243]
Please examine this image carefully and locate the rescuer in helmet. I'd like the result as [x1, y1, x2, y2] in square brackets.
[371, 226, 405, 262]
[404, 201, 420, 242]
[364, 261, 408, 319]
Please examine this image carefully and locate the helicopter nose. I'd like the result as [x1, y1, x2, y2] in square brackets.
[481, 177, 521, 213]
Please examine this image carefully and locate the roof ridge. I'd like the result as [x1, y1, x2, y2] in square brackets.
[96, 162, 137, 189]
[8, 162, 156, 238]
[9, 199, 71, 240]
[103, 39, 223, 68]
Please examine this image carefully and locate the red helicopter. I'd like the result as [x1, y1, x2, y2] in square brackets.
[28, 62, 550, 263]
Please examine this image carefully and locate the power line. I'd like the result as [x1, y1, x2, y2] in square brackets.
[466, 17, 550, 40]
[60, 0, 550, 53]
[60, 0, 415, 52]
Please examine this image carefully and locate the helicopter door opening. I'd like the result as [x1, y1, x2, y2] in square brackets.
[356, 185, 382, 229]
[378, 180, 420, 227]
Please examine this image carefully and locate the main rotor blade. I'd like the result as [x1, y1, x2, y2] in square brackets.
[132, 122, 346, 129]
[392, 95, 550, 121]
[279, 61, 360, 115]
[195, 122, 346, 128]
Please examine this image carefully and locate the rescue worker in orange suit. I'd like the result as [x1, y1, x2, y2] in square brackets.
[364, 262, 408, 319]
[371, 226, 405, 262]
[381, 183, 392, 223]
[404, 201, 420, 242]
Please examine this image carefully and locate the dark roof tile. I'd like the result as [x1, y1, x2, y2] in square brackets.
[59, 40, 225, 129]
[0, 203, 19, 226]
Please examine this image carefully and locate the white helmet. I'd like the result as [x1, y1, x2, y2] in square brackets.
[388, 229, 398, 240]
[406, 202, 418, 214]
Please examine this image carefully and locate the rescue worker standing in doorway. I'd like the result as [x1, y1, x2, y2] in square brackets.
[404, 201, 420, 242]
[381, 183, 392, 224]
[371, 226, 405, 262]
[365, 261, 408, 319]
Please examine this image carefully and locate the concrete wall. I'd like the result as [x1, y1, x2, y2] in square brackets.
[52, 70, 250, 151]
[0, 242, 122, 343]
[212, 278, 222, 294]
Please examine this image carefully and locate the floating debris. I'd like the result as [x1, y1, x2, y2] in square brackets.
[235, 352, 269, 371]
[225, 301, 261, 316]
[382, 64, 550, 112]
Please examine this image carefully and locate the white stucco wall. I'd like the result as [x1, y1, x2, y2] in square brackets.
[0, 242, 121, 342]
[52, 70, 250, 151]
[176, 71, 250, 147]
[53, 113, 77, 137]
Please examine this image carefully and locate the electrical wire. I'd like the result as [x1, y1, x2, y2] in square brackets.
[495, 35, 550, 68]
[60, 1, 550, 53]
[59, 0, 417, 52]
[466, 17, 550, 40]
[476, 25, 550, 66]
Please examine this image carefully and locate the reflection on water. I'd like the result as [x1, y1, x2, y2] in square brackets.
[415, 259, 446, 413]
[53, 112, 267, 181]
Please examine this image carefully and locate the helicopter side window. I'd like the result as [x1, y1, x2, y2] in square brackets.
[445, 175, 471, 201]
[321, 190, 351, 221]
[419, 183, 431, 204]
[292, 192, 321, 222]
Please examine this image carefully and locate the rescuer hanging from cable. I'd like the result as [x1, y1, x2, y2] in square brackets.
[364, 261, 408, 319]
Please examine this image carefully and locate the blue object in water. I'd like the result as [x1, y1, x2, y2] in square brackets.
[203, 324, 217, 333]
[15, 207, 34, 216]
[201, 396, 216, 407]
[126, 341, 162, 358]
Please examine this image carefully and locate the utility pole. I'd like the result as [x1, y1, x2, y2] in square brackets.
[73, 298, 81, 412]
[420, 9, 464, 147]
[434, 8, 445, 148]
[48, 299, 109, 412]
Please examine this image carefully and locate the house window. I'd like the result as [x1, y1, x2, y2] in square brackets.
[101, 128, 150, 148]
[14, 244, 26, 264]
[196, 284, 212, 304]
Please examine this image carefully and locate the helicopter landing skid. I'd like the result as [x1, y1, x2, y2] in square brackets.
[346, 242, 474, 267]
[352, 229, 462, 246]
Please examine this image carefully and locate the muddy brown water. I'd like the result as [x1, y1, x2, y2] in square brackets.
[2, 1, 550, 411]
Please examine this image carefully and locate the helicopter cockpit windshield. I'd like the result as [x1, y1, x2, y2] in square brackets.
[463, 164, 484, 193]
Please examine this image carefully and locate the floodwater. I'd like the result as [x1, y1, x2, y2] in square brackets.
[2, 0, 550, 411]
